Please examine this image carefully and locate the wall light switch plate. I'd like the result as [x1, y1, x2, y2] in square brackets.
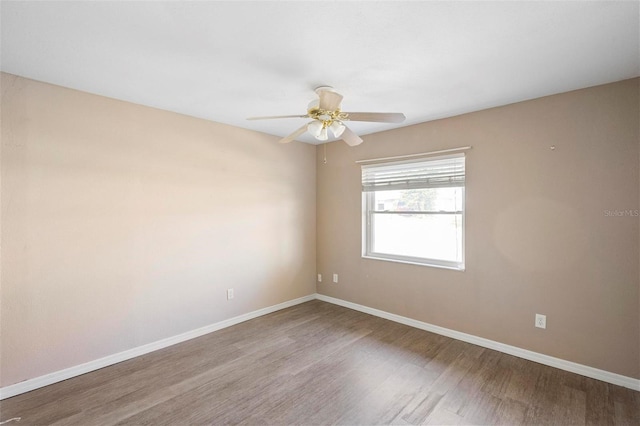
[227, 288, 234, 300]
[318, 274, 322, 282]
[333, 274, 338, 283]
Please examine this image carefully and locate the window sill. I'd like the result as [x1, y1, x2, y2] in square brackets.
[362, 255, 465, 271]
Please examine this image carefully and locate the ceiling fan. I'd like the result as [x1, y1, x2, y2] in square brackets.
[248, 86, 405, 146]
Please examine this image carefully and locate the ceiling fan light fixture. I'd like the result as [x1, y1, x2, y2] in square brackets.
[317, 126, 329, 141]
[307, 120, 324, 138]
[329, 120, 346, 138]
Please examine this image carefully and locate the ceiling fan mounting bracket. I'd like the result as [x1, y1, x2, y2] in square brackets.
[314, 86, 336, 95]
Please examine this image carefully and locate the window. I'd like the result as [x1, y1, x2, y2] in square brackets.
[362, 154, 465, 270]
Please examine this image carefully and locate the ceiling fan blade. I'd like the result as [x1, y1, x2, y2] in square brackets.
[318, 89, 343, 111]
[341, 126, 363, 146]
[247, 114, 308, 120]
[342, 112, 406, 123]
[278, 122, 311, 144]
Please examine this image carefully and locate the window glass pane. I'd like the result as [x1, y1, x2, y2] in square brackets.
[374, 187, 462, 212]
[371, 213, 463, 262]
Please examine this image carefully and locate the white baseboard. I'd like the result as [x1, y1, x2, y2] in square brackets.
[2, 292, 638, 400]
[0, 294, 316, 400]
[315, 293, 640, 391]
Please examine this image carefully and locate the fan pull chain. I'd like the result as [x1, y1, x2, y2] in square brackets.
[323, 143, 327, 164]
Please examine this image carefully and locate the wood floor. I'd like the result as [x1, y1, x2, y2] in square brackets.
[1, 300, 638, 425]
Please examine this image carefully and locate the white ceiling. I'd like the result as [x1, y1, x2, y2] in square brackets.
[2, 1, 638, 144]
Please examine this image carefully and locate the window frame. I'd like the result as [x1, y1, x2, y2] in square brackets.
[361, 155, 466, 271]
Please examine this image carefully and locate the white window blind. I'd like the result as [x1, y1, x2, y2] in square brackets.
[362, 154, 465, 192]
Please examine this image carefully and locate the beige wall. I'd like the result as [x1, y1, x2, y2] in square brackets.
[0, 73, 316, 387]
[317, 78, 640, 379]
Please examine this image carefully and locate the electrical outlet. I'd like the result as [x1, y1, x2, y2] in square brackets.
[227, 288, 234, 300]
[333, 274, 338, 283]
[535, 313, 546, 329]
[318, 274, 322, 282]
